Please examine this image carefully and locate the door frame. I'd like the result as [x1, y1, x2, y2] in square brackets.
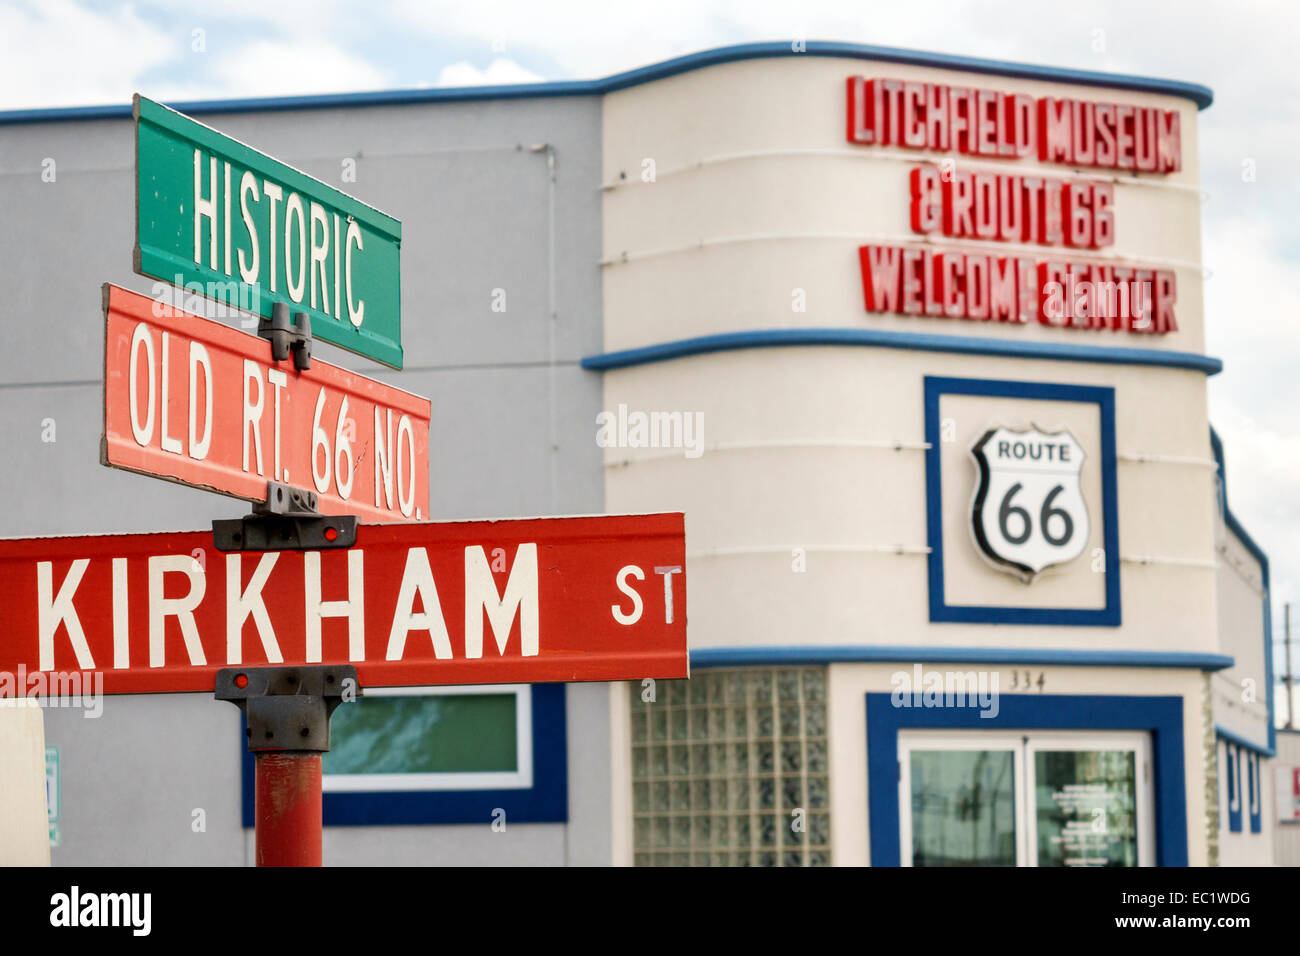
[866, 693, 1188, 866]
[899, 730, 1154, 867]
[898, 730, 1030, 866]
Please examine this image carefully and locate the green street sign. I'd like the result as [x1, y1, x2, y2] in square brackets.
[133, 95, 403, 368]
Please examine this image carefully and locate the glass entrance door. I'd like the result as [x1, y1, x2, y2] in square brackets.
[899, 731, 1154, 867]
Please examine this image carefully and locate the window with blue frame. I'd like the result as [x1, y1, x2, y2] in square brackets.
[240, 682, 568, 826]
[325, 685, 531, 792]
[1225, 741, 1242, 833]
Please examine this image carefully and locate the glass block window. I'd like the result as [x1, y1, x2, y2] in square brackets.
[630, 667, 831, 866]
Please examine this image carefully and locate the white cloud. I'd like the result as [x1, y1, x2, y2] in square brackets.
[0, 0, 180, 108]
[0, 1, 393, 108]
[1204, 214, 1300, 610]
[436, 57, 544, 87]
[391, 0, 930, 78]
[199, 38, 392, 98]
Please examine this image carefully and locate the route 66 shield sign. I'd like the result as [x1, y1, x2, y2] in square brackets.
[970, 425, 1089, 583]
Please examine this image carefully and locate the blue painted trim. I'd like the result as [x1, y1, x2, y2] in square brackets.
[924, 376, 1121, 626]
[691, 645, 1233, 671]
[581, 329, 1222, 376]
[0, 41, 1212, 126]
[867, 693, 1188, 866]
[1224, 741, 1242, 833]
[240, 683, 568, 828]
[1249, 752, 1263, 834]
[1215, 725, 1274, 759]
[1210, 427, 1275, 754]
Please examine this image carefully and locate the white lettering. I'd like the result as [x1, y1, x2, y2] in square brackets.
[654, 565, 682, 624]
[37, 559, 94, 671]
[303, 550, 365, 662]
[263, 181, 283, 292]
[193, 150, 217, 268]
[345, 219, 364, 327]
[225, 553, 283, 664]
[464, 544, 538, 658]
[188, 341, 212, 460]
[612, 565, 645, 625]
[385, 548, 452, 661]
[397, 413, 415, 517]
[159, 332, 183, 455]
[284, 193, 307, 303]
[238, 172, 261, 284]
[242, 360, 264, 475]
[148, 555, 207, 667]
[309, 201, 330, 312]
[128, 323, 155, 446]
[267, 369, 287, 480]
[374, 407, 393, 510]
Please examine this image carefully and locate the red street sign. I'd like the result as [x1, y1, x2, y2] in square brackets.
[0, 513, 687, 694]
[101, 283, 430, 522]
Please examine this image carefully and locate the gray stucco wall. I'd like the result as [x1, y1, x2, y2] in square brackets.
[0, 94, 610, 865]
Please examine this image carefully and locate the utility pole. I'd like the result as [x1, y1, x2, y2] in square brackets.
[1286, 603, 1294, 730]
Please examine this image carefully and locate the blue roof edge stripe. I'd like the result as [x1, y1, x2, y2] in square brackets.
[1209, 426, 1270, 574]
[1216, 724, 1275, 758]
[580, 328, 1224, 375]
[690, 645, 1235, 671]
[0, 39, 1212, 126]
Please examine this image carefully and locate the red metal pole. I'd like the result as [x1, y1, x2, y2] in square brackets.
[254, 752, 323, 867]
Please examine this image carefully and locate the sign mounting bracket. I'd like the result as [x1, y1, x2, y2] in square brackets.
[212, 481, 358, 552]
[215, 664, 359, 753]
[260, 302, 313, 370]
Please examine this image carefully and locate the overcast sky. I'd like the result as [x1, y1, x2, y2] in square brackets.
[4, 0, 1297, 695]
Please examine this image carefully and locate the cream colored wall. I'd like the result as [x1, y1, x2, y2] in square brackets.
[604, 347, 1218, 655]
[827, 662, 1209, 866]
[609, 680, 635, 866]
[601, 56, 1204, 355]
[0, 702, 51, 866]
[1212, 523, 1270, 749]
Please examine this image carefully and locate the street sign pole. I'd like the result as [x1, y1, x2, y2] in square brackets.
[216, 664, 357, 867]
[254, 753, 322, 867]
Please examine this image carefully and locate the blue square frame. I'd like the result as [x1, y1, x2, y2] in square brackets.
[924, 375, 1121, 626]
[241, 682, 568, 827]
